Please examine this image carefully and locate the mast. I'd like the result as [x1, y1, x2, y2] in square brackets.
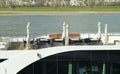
[104, 24, 108, 45]
[62, 22, 66, 39]
[26, 22, 30, 49]
[97, 22, 101, 39]
[65, 24, 69, 46]
[62, 22, 69, 46]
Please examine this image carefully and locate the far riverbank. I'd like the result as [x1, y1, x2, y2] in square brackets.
[0, 6, 120, 15]
[0, 11, 120, 15]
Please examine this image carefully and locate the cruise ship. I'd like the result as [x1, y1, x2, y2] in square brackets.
[0, 22, 120, 74]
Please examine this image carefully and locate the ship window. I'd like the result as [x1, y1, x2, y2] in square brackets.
[0, 59, 7, 63]
[58, 61, 68, 74]
[111, 61, 120, 74]
[17, 50, 120, 74]
[92, 65, 98, 71]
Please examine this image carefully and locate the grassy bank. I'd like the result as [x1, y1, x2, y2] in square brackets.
[0, 6, 120, 12]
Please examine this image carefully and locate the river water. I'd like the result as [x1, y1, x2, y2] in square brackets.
[0, 13, 120, 37]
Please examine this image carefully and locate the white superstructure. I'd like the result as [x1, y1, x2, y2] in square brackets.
[0, 45, 120, 74]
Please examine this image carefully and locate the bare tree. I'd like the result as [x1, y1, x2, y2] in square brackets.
[36, 0, 44, 6]
[9, 1, 16, 10]
[89, 0, 95, 8]
[0, 0, 4, 6]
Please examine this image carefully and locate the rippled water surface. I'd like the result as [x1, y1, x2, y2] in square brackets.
[0, 13, 120, 37]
